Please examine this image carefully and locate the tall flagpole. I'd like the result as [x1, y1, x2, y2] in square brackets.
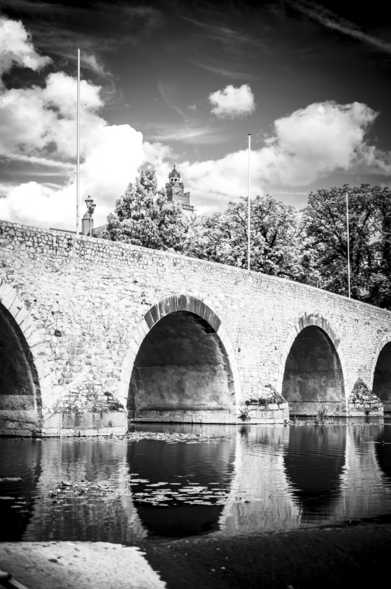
[346, 191, 351, 298]
[76, 48, 80, 235]
[247, 133, 251, 272]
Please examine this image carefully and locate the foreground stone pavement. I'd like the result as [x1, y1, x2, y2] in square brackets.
[2, 522, 391, 589]
[0, 542, 166, 589]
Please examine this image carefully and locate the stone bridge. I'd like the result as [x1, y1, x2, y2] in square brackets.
[0, 220, 391, 436]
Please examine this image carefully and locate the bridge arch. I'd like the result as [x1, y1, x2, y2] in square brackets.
[0, 282, 51, 434]
[118, 295, 240, 422]
[276, 314, 347, 416]
[370, 334, 391, 412]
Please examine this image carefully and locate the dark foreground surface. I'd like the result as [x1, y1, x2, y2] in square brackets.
[1, 522, 391, 589]
[144, 522, 391, 588]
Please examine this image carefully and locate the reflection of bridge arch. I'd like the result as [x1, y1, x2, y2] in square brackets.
[0, 282, 52, 435]
[25, 438, 146, 544]
[375, 426, 391, 482]
[276, 314, 347, 415]
[128, 427, 236, 538]
[370, 335, 391, 412]
[117, 295, 241, 423]
[0, 438, 42, 541]
[284, 427, 346, 520]
[219, 424, 390, 535]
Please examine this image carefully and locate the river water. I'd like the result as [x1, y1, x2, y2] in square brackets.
[1, 422, 391, 544]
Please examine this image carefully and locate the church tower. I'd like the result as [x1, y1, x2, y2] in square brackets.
[165, 166, 194, 217]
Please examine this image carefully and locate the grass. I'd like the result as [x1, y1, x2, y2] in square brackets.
[313, 403, 336, 424]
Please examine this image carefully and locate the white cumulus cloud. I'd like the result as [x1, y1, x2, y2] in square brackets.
[270, 101, 378, 184]
[0, 124, 158, 229]
[181, 101, 391, 203]
[0, 15, 172, 229]
[209, 84, 255, 118]
[0, 16, 50, 82]
[0, 72, 105, 160]
[0, 117, 164, 229]
[0, 182, 76, 229]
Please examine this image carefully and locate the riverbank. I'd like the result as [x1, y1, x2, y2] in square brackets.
[1, 521, 391, 589]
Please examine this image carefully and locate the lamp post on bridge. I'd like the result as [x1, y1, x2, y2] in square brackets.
[82, 196, 96, 236]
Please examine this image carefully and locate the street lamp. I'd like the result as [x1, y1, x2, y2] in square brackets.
[82, 196, 96, 236]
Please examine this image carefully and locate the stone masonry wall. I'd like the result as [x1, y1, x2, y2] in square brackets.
[0, 221, 391, 433]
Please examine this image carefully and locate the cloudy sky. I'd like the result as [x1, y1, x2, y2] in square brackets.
[1, 0, 391, 229]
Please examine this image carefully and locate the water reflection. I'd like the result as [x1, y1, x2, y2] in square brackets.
[375, 425, 391, 482]
[0, 438, 41, 541]
[338, 425, 390, 521]
[284, 427, 346, 520]
[128, 434, 235, 537]
[1, 424, 391, 544]
[219, 425, 300, 534]
[24, 439, 145, 544]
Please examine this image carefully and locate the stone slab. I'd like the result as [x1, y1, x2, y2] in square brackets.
[0, 542, 166, 589]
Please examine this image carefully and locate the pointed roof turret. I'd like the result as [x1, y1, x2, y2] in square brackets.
[169, 165, 181, 179]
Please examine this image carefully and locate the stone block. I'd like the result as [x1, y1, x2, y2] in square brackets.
[26, 330, 42, 348]
[0, 395, 36, 411]
[120, 365, 132, 384]
[0, 285, 17, 309]
[14, 305, 29, 326]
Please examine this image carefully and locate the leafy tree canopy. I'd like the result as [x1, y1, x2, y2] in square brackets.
[185, 195, 307, 280]
[102, 168, 189, 252]
[303, 184, 391, 308]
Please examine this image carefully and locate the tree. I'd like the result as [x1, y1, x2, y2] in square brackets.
[102, 168, 189, 252]
[302, 184, 390, 304]
[366, 185, 391, 308]
[185, 195, 305, 279]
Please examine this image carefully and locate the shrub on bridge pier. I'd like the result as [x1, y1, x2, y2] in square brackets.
[348, 378, 383, 415]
